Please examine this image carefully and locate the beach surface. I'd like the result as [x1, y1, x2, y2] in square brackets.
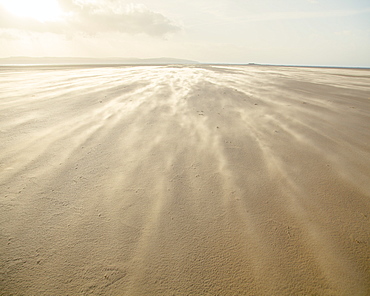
[1, 64, 370, 295]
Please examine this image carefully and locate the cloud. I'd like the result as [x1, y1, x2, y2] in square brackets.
[242, 8, 370, 23]
[0, 0, 181, 37]
[67, 2, 181, 36]
[0, 6, 64, 33]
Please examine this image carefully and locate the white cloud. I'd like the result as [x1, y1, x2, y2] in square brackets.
[242, 7, 370, 23]
[0, 6, 64, 33]
[0, 0, 181, 37]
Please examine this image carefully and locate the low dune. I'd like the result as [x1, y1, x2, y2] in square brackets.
[0, 64, 369, 295]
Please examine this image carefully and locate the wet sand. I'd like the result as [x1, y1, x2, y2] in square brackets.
[0, 64, 370, 295]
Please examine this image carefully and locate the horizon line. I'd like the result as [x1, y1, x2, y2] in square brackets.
[0, 56, 369, 69]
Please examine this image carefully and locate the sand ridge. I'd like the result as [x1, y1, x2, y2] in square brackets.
[0, 65, 370, 295]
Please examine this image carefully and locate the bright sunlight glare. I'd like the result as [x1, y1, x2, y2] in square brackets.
[0, 0, 63, 22]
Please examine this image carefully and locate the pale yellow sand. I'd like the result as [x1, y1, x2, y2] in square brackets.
[0, 65, 369, 295]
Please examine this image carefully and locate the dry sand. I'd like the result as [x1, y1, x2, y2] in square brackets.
[0, 64, 369, 295]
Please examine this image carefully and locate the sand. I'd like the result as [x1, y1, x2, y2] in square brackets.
[0, 64, 369, 295]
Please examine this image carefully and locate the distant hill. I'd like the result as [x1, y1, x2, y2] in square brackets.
[0, 57, 199, 65]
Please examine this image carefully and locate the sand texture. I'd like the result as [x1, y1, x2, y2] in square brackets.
[1, 65, 370, 295]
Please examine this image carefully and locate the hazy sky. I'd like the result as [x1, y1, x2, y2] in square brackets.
[0, 0, 369, 66]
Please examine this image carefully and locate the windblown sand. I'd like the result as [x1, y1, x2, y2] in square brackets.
[0, 65, 370, 295]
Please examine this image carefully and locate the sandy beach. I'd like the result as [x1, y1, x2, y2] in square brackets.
[0, 64, 369, 295]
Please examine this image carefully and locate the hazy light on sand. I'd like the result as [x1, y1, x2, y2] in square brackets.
[0, 0, 62, 22]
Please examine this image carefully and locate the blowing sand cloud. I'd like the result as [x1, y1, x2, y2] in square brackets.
[0, 0, 180, 37]
[1, 64, 370, 295]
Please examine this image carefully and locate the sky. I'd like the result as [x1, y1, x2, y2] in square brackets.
[0, 0, 369, 66]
